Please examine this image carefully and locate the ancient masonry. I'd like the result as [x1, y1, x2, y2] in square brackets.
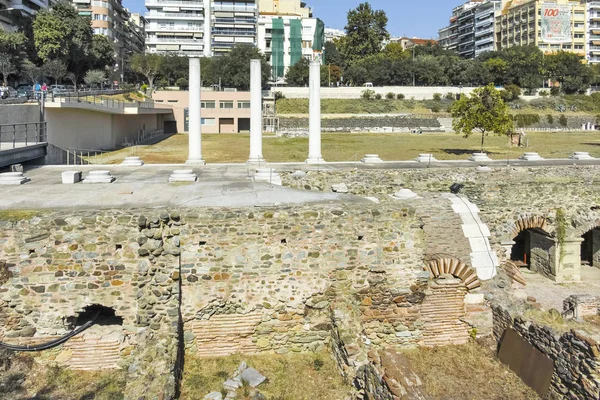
[0, 166, 599, 398]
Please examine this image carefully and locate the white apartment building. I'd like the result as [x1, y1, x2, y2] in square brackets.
[1, 0, 53, 31]
[145, 0, 257, 57]
[588, 0, 600, 63]
[324, 27, 345, 42]
[474, 0, 501, 57]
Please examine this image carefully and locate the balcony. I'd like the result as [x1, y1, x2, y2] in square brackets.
[212, 29, 255, 36]
[212, 4, 256, 12]
[214, 17, 255, 25]
[147, 37, 203, 44]
[145, 12, 203, 20]
[145, 0, 204, 8]
[146, 25, 203, 32]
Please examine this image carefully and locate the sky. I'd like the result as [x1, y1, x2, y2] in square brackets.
[122, 0, 450, 39]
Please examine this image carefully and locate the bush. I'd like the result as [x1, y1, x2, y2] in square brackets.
[539, 89, 549, 97]
[176, 78, 188, 89]
[432, 92, 442, 101]
[396, 93, 405, 100]
[140, 84, 148, 93]
[274, 91, 285, 101]
[547, 114, 554, 124]
[386, 92, 395, 100]
[430, 104, 441, 113]
[500, 84, 521, 102]
[361, 89, 375, 100]
[559, 114, 568, 127]
[445, 92, 455, 100]
[375, 93, 382, 100]
[512, 114, 540, 128]
[550, 86, 561, 96]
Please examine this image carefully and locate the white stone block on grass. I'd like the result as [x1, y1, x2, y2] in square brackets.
[469, 153, 492, 162]
[570, 152, 595, 160]
[169, 170, 197, 182]
[0, 172, 30, 185]
[415, 153, 437, 163]
[520, 152, 544, 161]
[61, 170, 82, 184]
[83, 170, 115, 184]
[361, 154, 383, 163]
[121, 156, 144, 166]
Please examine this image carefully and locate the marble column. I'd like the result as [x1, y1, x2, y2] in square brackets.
[306, 60, 325, 164]
[248, 59, 265, 164]
[186, 57, 205, 166]
[203, 0, 212, 57]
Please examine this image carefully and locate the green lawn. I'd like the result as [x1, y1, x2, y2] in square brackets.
[94, 131, 600, 164]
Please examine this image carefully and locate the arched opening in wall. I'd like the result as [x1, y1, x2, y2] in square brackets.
[510, 228, 553, 273]
[581, 226, 600, 268]
[65, 304, 123, 330]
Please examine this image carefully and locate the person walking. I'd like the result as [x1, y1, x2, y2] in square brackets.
[41, 82, 47, 92]
[34, 82, 41, 100]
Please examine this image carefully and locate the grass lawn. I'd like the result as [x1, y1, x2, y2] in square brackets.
[181, 352, 351, 400]
[95, 131, 600, 164]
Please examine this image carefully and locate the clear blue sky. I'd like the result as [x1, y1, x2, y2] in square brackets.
[122, 0, 450, 39]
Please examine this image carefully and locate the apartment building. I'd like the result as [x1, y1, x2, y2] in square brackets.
[0, 0, 53, 32]
[324, 27, 345, 42]
[145, 0, 257, 57]
[127, 13, 147, 54]
[587, 0, 600, 62]
[439, 1, 481, 53]
[256, 0, 324, 81]
[474, 0, 502, 56]
[496, 0, 586, 56]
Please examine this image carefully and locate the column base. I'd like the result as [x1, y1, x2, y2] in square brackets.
[185, 159, 206, 166]
[305, 157, 325, 165]
[246, 157, 266, 165]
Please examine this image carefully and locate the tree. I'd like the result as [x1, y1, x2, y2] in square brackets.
[545, 51, 593, 94]
[42, 59, 67, 84]
[213, 45, 270, 90]
[84, 69, 106, 88]
[0, 32, 26, 75]
[285, 57, 310, 86]
[65, 72, 77, 87]
[22, 59, 43, 84]
[159, 54, 188, 86]
[130, 53, 163, 91]
[321, 64, 342, 86]
[0, 55, 17, 85]
[89, 35, 115, 70]
[338, 2, 389, 63]
[451, 84, 514, 151]
[482, 57, 508, 86]
[324, 41, 344, 67]
[382, 42, 407, 60]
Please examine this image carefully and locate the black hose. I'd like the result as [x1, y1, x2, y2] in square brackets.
[0, 311, 100, 352]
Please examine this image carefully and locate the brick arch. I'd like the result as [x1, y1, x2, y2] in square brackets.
[423, 257, 480, 291]
[571, 219, 600, 238]
[509, 215, 551, 239]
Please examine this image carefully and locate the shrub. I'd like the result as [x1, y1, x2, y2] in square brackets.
[445, 92, 455, 100]
[539, 89, 549, 97]
[430, 104, 441, 113]
[386, 92, 395, 100]
[361, 89, 375, 100]
[176, 77, 188, 89]
[512, 114, 540, 128]
[559, 114, 568, 127]
[550, 86, 561, 96]
[274, 91, 285, 101]
[500, 84, 521, 102]
[396, 93, 405, 100]
[433, 92, 442, 101]
[140, 84, 148, 93]
[375, 93, 382, 100]
[546, 114, 554, 124]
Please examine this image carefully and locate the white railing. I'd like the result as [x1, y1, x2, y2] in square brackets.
[145, 12, 203, 19]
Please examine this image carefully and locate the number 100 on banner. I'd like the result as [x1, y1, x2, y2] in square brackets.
[541, 3, 572, 44]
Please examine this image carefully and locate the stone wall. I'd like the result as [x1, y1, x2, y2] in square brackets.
[279, 116, 442, 135]
[492, 305, 600, 399]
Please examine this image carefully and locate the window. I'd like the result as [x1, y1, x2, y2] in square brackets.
[575, 44, 584, 49]
[220, 101, 234, 109]
[201, 101, 215, 109]
[201, 118, 215, 125]
[238, 101, 250, 109]
[575, 34, 584, 39]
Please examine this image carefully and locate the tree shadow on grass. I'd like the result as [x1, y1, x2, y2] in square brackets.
[442, 148, 500, 155]
[582, 142, 600, 147]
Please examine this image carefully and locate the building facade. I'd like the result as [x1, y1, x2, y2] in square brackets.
[587, 0, 600, 63]
[474, 0, 501, 57]
[0, 0, 53, 32]
[496, 0, 586, 56]
[324, 27, 345, 42]
[145, 0, 258, 57]
[127, 13, 147, 54]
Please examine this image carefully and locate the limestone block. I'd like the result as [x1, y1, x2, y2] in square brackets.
[415, 153, 437, 163]
[570, 152, 595, 160]
[62, 170, 82, 184]
[254, 169, 282, 186]
[204, 393, 223, 400]
[239, 367, 266, 387]
[391, 189, 419, 200]
[476, 166, 492, 172]
[469, 153, 492, 162]
[169, 170, 197, 183]
[83, 170, 115, 184]
[361, 154, 383, 163]
[0, 171, 30, 185]
[121, 156, 144, 166]
[331, 183, 348, 193]
[461, 224, 491, 238]
[520, 152, 544, 161]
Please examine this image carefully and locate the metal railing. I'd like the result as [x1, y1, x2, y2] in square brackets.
[0, 122, 47, 150]
[45, 91, 160, 112]
[66, 148, 110, 165]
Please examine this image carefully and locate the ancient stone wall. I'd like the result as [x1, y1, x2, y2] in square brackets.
[492, 305, 600, 400]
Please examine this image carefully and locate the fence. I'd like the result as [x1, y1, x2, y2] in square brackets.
[65, 148, 110, 165]
[0, 122, 47, 150]
[44, 90, 156, 111]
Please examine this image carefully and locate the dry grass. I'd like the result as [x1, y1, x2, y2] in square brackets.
[401, 340, 540, 400]
[0, 352, 126, 400]
[524, 309, 600, 335]
[93, 131, 600, 164]
[181, 352, 351, 400]
[0, 209, 42, 221]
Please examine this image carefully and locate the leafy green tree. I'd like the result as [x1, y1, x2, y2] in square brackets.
[502, 45, 544, 91]
[285, 57, 309, 86]
[90, 35, 114, 70]
[84, 69, 106, 88]
[324, 41, 344, 67]
[0, 32, 26, 75]
[338, 2, 389, 63]
[451, 83, 514, 151]
[159, 54, 188, 85]
[22, 59, 43, 84]
[383, 42, 407, 60]
[0, 55, 17, 85]
[130, 53, 164, 91]
[414, 55, 448, 86]
[33, 1, 93, 65]
[545, 51, 593, 94]
[42, 59, 67, 84]
[482, 57, 508, 86]
[321, 64, 342, 86]
[213, 45, 270, 90]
